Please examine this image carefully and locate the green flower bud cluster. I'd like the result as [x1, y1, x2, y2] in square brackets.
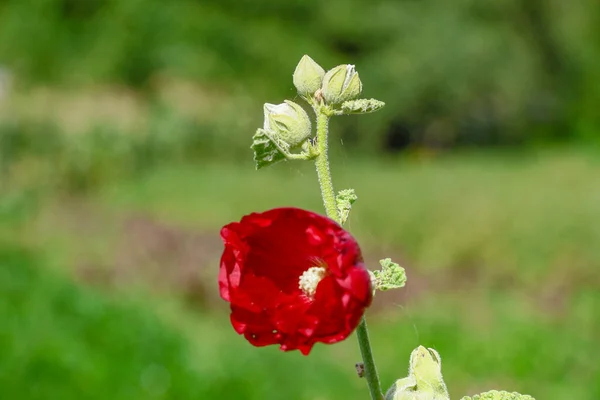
[293, 55, 363, 105]
[252, 54, 384, 169]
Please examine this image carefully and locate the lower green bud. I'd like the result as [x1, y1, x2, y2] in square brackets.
[263, 100, 311, 148]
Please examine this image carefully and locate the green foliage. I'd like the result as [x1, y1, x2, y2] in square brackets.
[0, 246, 201, 399]
[0, 0, 598, 150]
[0, 108, 223, 193]
[0, 120, 63, 169]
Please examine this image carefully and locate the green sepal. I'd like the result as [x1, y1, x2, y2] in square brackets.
[340, 98, 385, 114]
[336, 188, 357, 225]
[373, 258, 406, 291]
[251, 128, 287, 169]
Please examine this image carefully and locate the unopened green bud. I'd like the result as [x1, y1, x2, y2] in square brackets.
[293, 55, 325, 97]
[263, 100, 311, 147]
[321, 64, 362, 105]
[385, 346, 449, 400]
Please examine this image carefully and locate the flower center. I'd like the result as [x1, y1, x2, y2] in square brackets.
[298, 266, 327, 298]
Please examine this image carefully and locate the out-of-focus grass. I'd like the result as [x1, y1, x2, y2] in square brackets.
[100, 149, 600, 286]
[0, 245, 365, 400]
[3, 150, 600, 399]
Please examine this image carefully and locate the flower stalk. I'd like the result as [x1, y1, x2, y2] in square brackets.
[313, 105, 384, 400]
[314, 110, 339, 221]
[356, 317, 384, 400]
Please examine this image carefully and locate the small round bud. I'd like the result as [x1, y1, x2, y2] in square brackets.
[263, 100, 311, 147]
[321, 64, 362, 105]
[293, 55, 325, 97]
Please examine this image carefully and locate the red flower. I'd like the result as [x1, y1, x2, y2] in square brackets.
[219, 207, 372, 355]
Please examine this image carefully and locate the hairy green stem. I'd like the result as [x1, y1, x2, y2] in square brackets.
[314, 111, 339, 220]
[313, 106, 383, 400]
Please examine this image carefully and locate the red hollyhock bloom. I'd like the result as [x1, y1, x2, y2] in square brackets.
[219, 207, 372, 355]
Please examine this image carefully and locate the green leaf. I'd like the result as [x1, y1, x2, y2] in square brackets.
[460, 391, 535, 400]
[373, 258, 406, 291]
[340, 98, 385, 114]
[336, 188, 357, 225]
[251, 128, 286, 169]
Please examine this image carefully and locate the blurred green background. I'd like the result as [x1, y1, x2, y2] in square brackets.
[1, 0, 599, 399]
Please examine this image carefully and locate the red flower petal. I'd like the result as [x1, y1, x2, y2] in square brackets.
[219, 207, 372, 354]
